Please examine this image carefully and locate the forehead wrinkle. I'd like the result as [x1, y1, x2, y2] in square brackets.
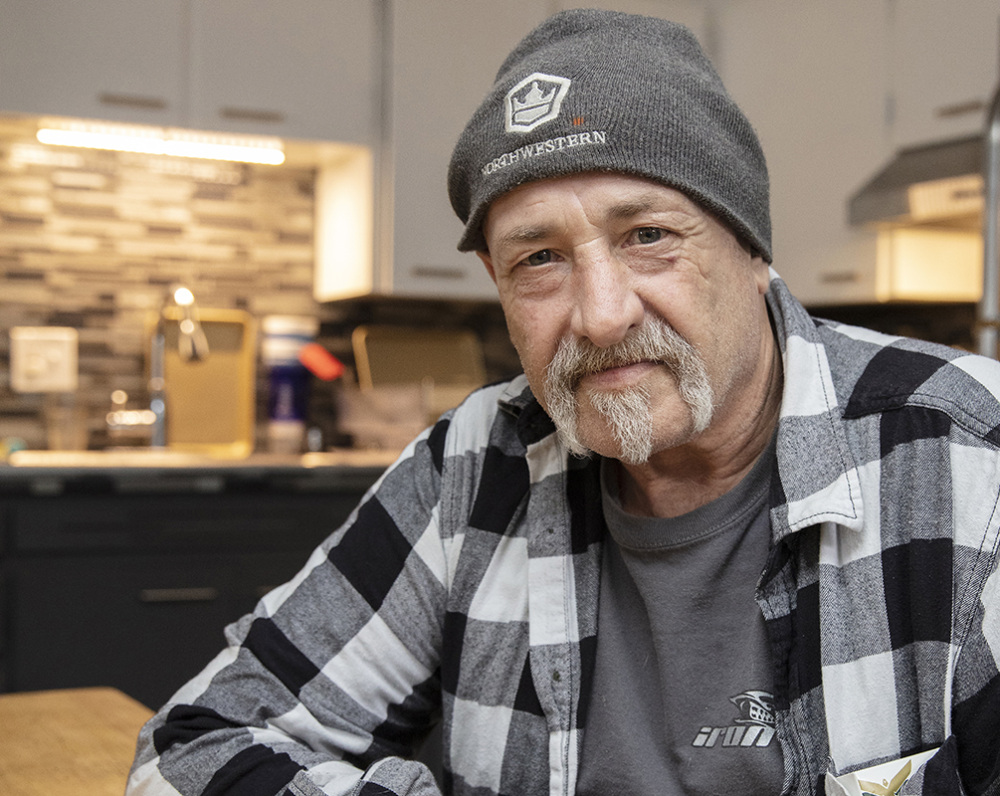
[601, 192, 672, 223]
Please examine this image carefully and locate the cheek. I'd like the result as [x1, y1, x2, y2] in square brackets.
[704, 285, 769, 389]
[501, 303, 560, 385]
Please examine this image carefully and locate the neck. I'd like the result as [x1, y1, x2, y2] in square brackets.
[616, 337, 783, 518]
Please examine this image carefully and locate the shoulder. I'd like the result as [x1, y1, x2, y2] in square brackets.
[406, 375, 539, 495]
[438, 373, 555, 452]
[815, 319, 1000, 443]
[437, 375, 531, 454]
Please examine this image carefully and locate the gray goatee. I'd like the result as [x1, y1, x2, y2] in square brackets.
[543, 317, 714, 464]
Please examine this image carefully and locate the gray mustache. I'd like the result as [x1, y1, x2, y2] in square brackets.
[545, 319, 695, 393]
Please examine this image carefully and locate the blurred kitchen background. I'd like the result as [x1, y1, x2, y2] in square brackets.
[2, 0, 1000, 723]
[0, 0, 997, 453]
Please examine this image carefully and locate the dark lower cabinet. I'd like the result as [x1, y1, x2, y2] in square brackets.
[1, 481, 376, 709]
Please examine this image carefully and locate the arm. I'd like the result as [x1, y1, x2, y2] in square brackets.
[910, 457, 1000, 796]
[127, 423, 451, 796]
[945, 543, 1000, 796]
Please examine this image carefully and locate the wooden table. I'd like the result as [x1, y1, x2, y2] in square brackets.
[0, 687, 154, 796]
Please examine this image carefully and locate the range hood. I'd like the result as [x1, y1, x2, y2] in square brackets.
[848, 135, 984, 228]
[846, 81, 1000, 360]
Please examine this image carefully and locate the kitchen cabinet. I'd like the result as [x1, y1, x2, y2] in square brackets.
[698, 0, 1000, 306]
[0, 0, 187, 126]
[1, 481, 377, 709]
[553, 0, 712, 40]
[188, 0, 377, 143]
[715, 0, 1000, 306]
[888, 0, 1000, 150]
[0, 0, 376, 144]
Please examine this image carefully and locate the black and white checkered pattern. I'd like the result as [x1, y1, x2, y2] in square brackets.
[128, 272, 1000, 796]
[762, 274, 1000, 795]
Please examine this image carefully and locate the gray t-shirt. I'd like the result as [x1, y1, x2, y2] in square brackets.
[576, 444, 783, 795]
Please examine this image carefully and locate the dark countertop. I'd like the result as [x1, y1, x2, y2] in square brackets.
[0, 449, 398, 495]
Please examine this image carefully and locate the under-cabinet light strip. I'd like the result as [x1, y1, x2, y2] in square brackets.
[36, 122, 285, 165]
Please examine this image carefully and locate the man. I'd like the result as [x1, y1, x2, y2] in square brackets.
[128, 10, 1000, 796]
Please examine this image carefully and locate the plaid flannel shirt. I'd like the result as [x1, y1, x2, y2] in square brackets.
[128, 272, 1000, 796]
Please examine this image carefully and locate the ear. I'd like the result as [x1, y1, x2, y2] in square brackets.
[751, 254, 770, 295]
[477, 250, 498, 285]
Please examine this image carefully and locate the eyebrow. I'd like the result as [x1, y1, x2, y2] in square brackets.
[485, 219, 559, 260]
[604, 196, 661, 222]
[490, 192, 684, 253]
[492, 225, 552, 254]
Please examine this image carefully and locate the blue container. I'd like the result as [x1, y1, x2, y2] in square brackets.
[261, 316, 318, 453]
[267, 362, 310, 423]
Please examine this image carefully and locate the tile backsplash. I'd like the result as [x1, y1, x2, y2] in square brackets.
[0, 124, 320, 449]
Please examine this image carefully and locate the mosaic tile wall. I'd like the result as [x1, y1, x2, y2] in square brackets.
[0, 126, 319, 450]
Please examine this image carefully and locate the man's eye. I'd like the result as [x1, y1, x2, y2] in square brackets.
[633, 227, 664, 244]
[523, 250, 554, 267]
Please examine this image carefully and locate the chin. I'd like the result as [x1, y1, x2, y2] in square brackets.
[578, 396, 697, 459]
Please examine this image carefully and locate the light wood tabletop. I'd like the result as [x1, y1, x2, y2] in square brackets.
[0, 687, 154, 796]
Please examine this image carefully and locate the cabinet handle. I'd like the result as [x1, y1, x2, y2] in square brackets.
[98, 92, 168, 111]
[410, 265, 466, 281]
[139, 587, 219, 603]
[219, 106, 285, 124]
[819, 271, 860, 284]
[935, 99, 986, 119]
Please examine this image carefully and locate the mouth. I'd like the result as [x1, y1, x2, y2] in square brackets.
[577, 360, 660, 391]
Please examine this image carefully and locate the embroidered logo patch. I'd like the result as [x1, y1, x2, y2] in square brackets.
[504, 73, 571, 133]
[829, 748, 938, 796]
[858, 760, 912, 796]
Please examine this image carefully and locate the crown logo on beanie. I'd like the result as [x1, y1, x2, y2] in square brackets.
[513, 83, 555, 117]
[504, 72, 571, 133]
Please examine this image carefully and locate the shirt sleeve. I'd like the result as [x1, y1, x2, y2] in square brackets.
[945, 538, 1000, 796]
[126, 420, 452, 796]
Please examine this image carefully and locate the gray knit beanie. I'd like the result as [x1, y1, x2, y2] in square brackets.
[447, 9, 771, 261]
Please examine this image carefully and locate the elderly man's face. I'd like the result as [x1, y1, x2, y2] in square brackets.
[478, 172, 773, 465]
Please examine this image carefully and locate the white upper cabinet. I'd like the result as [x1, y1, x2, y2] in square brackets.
[188, 0, 376, 144]
[0, 0, 186, 124]
[0, 0, 377, 144]
[384, 0, 550, 300]
[553, 0, 713, 43]
[715, 0, 996, 306]
[889, 0, 1000, 149]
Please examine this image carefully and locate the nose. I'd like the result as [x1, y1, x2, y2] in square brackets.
[569, 252, 644, 348]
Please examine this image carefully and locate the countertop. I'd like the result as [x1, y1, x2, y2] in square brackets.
[0, 448, 399, 494]
[0, 687, 154, 796]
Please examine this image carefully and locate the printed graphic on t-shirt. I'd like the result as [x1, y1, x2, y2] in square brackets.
[691, 690, 776, 749]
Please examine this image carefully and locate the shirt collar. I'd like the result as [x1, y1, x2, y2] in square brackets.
[765, 269, 866, 539]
